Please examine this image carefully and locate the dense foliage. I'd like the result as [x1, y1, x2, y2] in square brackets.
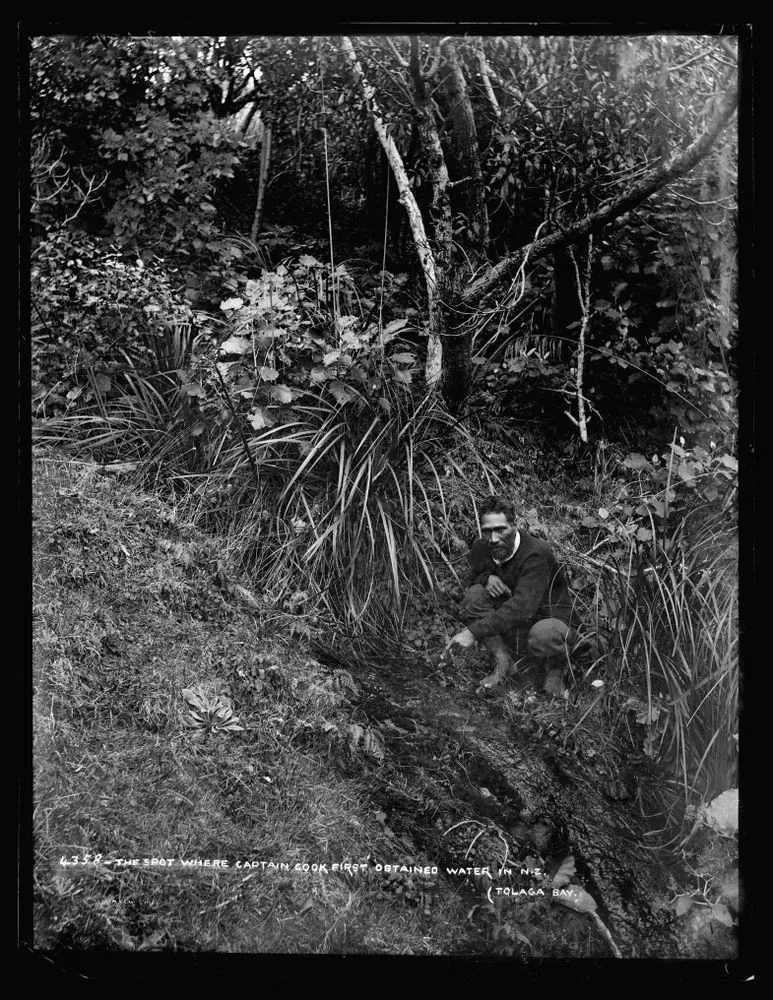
[30, 33, 737, 447]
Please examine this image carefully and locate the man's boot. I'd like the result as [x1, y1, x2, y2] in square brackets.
[543, 658, 568, 697]
[479, 634, 515, 691]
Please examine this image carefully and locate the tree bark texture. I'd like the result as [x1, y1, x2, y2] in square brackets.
[347, 41, 737, 412]
[436, 42, 493, 409]
[249, 126, 271, 244]
[407, 36, 455, 376]
[716, 137, 736, 352]
[476, 43, 500, 118]
[342, 36, 443, 385]
[441, 40, 490, 254]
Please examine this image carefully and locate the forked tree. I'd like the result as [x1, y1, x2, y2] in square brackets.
[342, 34, 738, 410]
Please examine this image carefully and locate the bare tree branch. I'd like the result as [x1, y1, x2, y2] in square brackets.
[421, 40, 445, 81]
[386, 35, 446, 81]
[487, 65, 546, 123]
[668, 48, 713, 74]
[249, 126, 271, 243]
[718, 37, 738, 62]
[475, 42, 500, 117]
[360, 43, 416, 105]
[64, 169, 109, 225]
[567, 238, 593, 443]
[32, 136, 109, 224]
[385, 36, 409, 69]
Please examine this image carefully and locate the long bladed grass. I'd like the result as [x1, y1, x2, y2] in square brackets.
[231, 382, 487, 624]
[569, 508, 737, 850]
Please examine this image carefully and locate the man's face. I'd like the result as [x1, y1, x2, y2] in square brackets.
[481, 512, 516, 560]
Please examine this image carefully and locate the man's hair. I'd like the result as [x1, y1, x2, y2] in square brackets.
[478, 495, 516, 524]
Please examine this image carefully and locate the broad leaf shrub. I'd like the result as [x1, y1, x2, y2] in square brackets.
[472, 158, 736, 455]
[474, 311, 735, 455]
[578, 438, 737, 549]
[213, 255, 419, 424]
[100, 108, 242, 252]
[32, 231, 195, 418]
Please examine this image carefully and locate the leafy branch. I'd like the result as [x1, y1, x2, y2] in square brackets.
[462, 81, 738, 308]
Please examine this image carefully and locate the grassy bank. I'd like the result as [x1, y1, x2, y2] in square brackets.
[32, 453, 472, 953]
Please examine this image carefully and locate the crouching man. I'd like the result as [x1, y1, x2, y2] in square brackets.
[444, 496, 580, 696]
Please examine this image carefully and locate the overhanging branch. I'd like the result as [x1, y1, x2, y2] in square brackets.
[462, 83, 738, 307]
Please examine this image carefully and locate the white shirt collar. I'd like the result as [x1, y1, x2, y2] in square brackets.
[492, 529, 520, 566]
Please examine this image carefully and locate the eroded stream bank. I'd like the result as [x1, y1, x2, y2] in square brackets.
[313, 637, 681, 959]
[33, 457, 739, 959]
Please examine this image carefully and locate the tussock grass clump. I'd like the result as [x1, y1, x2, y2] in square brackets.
[177, 384, 498, 633]
[563, 511, 737, 850]
[34, 322, 211, 481]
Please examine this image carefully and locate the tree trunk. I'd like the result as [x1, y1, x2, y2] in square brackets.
[249, 126, 271, 244]
[441, 40, 489, 254]
[436, 41, 491, 409]
[342, 36, 444, 384]
[716, 138, 735, 353]
[476, 43, 500, 119]
[347, 40, 737, 413]
[444, 78, 737, 409]
[406, 37, 455, 388]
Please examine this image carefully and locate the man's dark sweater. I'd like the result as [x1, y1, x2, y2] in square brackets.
[466, 531, 578, 641]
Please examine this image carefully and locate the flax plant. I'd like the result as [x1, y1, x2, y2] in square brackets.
[571, 508, 737, 850]
[219, 383, 483, 626]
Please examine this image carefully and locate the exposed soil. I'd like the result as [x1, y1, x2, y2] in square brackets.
[311, 636, 681, 958]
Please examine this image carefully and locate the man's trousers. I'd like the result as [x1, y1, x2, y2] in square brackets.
[460, 584, 577, 664]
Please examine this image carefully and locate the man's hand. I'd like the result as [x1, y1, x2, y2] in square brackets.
[443, 628, 477, 657]
[485, 574, 512, 599]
